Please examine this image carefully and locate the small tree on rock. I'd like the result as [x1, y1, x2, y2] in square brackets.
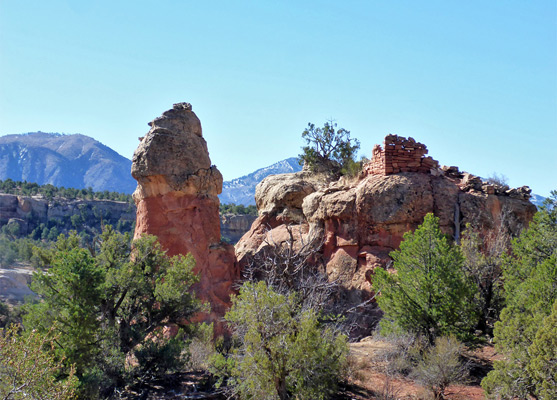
[298, 120, 360, 176]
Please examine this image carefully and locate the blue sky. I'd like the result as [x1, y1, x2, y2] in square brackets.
[0, 1, 555, 196]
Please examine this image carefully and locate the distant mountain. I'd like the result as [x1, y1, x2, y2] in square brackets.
[530, 193, 546, 208]
[0, 132, 136, 193]
[220, 157, 303, 206]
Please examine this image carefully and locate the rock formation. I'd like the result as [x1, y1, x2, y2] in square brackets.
[364, 134, 439, 175]
[132, 103, 239, 332]
[236, 135, 537, 334]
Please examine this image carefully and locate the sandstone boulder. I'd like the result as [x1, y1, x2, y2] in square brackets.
[255, 171, 333, 222]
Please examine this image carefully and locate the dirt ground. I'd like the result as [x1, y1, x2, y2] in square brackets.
[343, 336, 497, 400]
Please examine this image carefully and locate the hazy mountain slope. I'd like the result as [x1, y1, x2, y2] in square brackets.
[0, 132, 136, 193]
[220, 157, 302, 205]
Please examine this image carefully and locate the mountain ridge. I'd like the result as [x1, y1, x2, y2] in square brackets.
[219, 157, 303, 205]
[0, 132, 136, 193]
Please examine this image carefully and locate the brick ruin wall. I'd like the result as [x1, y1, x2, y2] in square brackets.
[364, 134, 440, 176]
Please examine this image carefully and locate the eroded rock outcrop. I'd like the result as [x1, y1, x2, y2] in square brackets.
[132, 103, 239, 332]
[236, 135, 537, 334]
[234, 170, 335, 259]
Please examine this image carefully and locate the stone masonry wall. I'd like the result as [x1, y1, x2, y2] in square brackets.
[364, 134, 440, 175]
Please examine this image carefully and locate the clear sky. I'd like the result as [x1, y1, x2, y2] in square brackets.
[1, 1, 555, 196]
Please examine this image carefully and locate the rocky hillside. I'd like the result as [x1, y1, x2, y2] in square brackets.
[219, 157, 302, 206]
[0, 189, 254, 246]
[0, 132, 136, 193]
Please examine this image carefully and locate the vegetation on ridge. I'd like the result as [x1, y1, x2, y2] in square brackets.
[0, 179, 133, 202]
[219, 202, 257, 216]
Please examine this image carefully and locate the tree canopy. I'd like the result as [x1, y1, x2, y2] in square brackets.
[213, 281, 348, 400]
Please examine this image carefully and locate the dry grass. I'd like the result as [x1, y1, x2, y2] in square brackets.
[346, 336, 492, 400]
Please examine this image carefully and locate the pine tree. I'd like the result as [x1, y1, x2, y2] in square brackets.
[23, 228, 202, 397]
[374, 213, 478, 343]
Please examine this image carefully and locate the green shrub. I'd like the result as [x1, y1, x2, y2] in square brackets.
[482, 192, 557, 399]
[527, 299, 557, 399]
[22, 228, 202, 397]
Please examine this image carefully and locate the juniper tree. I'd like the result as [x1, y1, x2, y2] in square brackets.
[482, 192, 557, 399]
[298, 120, 360, 176]
[23, 227, 202, 398]
[213, 281, 348, 400]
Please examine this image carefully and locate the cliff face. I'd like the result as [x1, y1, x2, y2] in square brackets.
[236, 135, 537, 332]
[0, 193, 135, 235]
[132, 103, 239, 332]
[220, 214, 257, 244]
[0, 191, 258, 244]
